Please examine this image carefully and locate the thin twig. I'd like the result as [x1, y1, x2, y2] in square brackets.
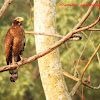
[81, 31, 100, 65]
[74, 17, 100, 33]
[63, 70, 79, 82]
[82, 82, 100, 90]
[79, 26, 100, 31]
[25, 0, 34, 28]
[70, 79, 100, 96]
[70, 81, 81, 96]
[81, 44, 100, 79]
[25, 31, 82, 41]
[76, 89, 87, 100]
[25, 31, 63, 38]
[74, 32, 92, 77]
[0, 0, 14, 19]
[87, 28, 100, 31]
[73, 0, 97, 30]
[63, 70, 100, 90]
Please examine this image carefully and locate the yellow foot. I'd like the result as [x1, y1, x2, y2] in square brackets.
[11, 62, 18, 65]
[20, 56, 23, 61]
[20, 56, 26, 63]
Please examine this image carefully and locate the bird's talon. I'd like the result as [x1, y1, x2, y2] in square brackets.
[20, 56, 25, 62]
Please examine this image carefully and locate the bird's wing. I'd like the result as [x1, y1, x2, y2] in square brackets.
[5, 29, 13, 65]
[20, 37, 26, 55]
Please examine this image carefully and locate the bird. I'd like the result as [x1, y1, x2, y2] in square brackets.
[5, 17, 25, 82]
[69, 34, 82, 41]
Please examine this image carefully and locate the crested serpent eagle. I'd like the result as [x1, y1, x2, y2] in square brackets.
[5, 17, 25, 82]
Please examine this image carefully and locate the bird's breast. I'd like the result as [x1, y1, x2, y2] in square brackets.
[12, 37, 25, 56]
[9, 25, 25, 56]
[10, 26, 25, 37]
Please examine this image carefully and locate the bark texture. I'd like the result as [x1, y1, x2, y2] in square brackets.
[34, 0, 72, 100]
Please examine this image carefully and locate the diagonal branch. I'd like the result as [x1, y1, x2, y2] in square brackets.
[81, 31, 100, 65]
[81, 44, 100, 79]
[73, 0, 97, 30]
[0, 17, 99, 72]
[63, 70, 79, 82]
[74, 32, 92, 77]
[0, 0, 14, 19]
[74, 17, 100, 33]
[70, 81, 81, 96]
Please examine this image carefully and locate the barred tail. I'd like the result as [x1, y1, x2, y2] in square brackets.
[9, 69, 18, 82]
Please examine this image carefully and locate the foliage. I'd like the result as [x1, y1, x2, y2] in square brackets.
[0, 0, 100, 100]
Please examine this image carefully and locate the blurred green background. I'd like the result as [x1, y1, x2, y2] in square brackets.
[0, 0, 100, 100]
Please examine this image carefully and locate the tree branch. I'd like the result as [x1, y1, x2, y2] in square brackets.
[63, 70, 79, 82]
[0, 17, 99, 72]
[70, 76, 100, 97]
[81, 31, 100, 65]
[74, 32, 92, 77]
[86, 28, 100, 31]
[70, 81, 81, 96]
[25, 31, 63, 38]
[0, 0, 14, 19]
[25, 31, 82, 41]
[82, 82, 100, 90]
[73, 0, 97, 30]
[74, 17, 100, 33]
[81, 44, 100, 79]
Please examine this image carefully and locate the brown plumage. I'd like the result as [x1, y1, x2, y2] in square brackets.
[5, 17, 25, 82]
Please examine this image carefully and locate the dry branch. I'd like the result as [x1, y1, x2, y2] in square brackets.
[0, 0, 14, 19]
[86, 28, 100, 31]
[25, 31, 63, 38]
[76, 89, 87, 100]
[81, 44, 100, 79]
[82, 82, 100, 90]
[63, 70, 79, 82]
[70, 81, 81, 96]
[73, 0, 97, 30]
[70, 74, 100, 97]
[25, 31, 82, 41]
[74, 17, 100, 33]
[74, 32, 92, 77]
[81, 31, 100, 65]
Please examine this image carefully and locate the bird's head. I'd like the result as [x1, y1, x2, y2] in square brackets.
[13, 17, 24, 25]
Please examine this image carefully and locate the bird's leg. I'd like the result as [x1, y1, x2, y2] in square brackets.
[12, 56, 17, 64]
[12, 56, 19, 69]
[20, 55, 23, 61]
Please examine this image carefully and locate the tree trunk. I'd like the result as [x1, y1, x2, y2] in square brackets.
[34, 0, 72, 100]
